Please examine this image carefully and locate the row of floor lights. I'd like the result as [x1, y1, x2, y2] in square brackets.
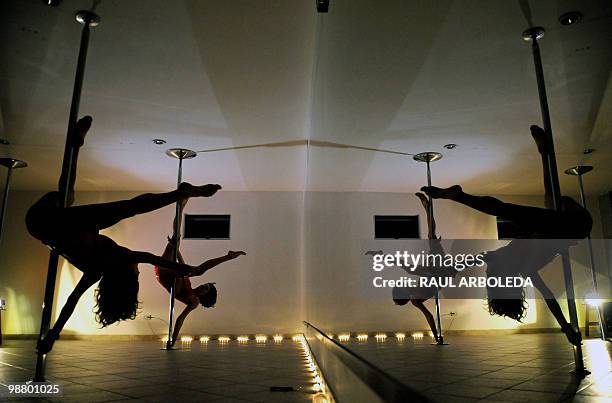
[164, 332, 435, 345]
[297, 335, 332, 402]
[162, 334, 309, 344]
[330, 332, 434, 342]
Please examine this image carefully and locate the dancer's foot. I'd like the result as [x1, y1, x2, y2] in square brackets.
[69, 115, 92, 147]
[179, 183, 221, 198]
[415, 192, 430, 211]
[421, 185, 462, 200]
[530, 125, 548, 154]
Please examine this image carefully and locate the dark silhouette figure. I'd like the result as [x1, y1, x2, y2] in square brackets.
[366, 193, 456, 343]
[421, 125, 592, 346]
[27, 116, 222, 354]
[155, 198, 245, 346]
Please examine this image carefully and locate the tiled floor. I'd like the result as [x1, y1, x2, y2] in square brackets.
[1, 335, 609, 402]
[342, 334, 612, 402]
[0, 340, 319, 402]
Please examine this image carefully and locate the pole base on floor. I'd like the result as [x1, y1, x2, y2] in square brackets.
[570, 368, 591, 379]
[26, 379, 54, 385]
[0, 158, 27, 169]
[564, 165, 593, 176]
[522, 26, 545, 41]
[431, 342, 449, 346]
[413, 152, 442, 163]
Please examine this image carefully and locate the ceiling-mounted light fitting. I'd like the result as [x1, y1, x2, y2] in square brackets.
[316, 0, 329, 13]
[559, 11, 582, 26]
[43, 0, 62, 7]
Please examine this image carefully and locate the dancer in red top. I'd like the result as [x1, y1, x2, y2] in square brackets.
[155, 198, 245, 346]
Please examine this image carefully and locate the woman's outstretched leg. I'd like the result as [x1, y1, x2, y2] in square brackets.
[421, 185, 560, 236]
[58, 116, 92, 207]
[63, 183, 221, 232]
[530, 125, 554, 209]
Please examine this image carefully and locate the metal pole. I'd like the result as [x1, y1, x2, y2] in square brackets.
[414, 152, 446, 345]
[0, 159, 27, 246]
[0, 167, 13, 242]
[426, 159, 444, 345]
[34, 10, 99, 382]
[578, 175, 606, 340]
[165, 154, 184, 349]
[565, 166, 605, 339]
[524, 27, 587, 376]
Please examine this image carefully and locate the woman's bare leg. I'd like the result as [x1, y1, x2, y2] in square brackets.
[61, 184, 219, 232]
[162, 198, 187, 261]
[416, 192, 436, 239]
[58, 116, 92, 207]
[530, 125, 554, 209]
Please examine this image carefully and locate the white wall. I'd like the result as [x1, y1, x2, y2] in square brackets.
[0, 190, 304, 336]
[0, 188, 607, 336]
[304, 191, 609, 334]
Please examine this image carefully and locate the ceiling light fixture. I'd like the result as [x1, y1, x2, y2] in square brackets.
[559, 11, 582, 26]
[152, 139, 166, 145]
[0, 139, 9, 145]
[443, 144, 457, 150]
[583, 148, 595, 154]
[316, 0, 329, 13]
[43, 0, 62, 7]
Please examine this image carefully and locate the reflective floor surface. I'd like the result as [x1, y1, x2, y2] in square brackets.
[0, 339, 321, 402]
[341, 333, 612, 402]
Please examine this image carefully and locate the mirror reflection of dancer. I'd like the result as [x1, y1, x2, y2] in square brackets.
[366, 193, 456, 343]
[155, 198, 246, 347]
[26, 116, 222, 354]
[422, 125, 592, 346]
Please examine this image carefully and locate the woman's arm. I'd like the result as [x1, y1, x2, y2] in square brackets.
[170, 301, 199, 346]
[37, 273, 100, 354]
[531, 273, 581, 345]
[190, 251, 246, 277]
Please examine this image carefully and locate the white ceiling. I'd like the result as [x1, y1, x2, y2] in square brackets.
[1, 0, 610, 195]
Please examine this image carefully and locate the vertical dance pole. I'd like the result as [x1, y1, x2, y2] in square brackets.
[34, 10, 99, 382]
[565, 165, 606, 339]
[0, 158, 27, 346]
[413, 152, 447, 345]
[523, 27, 587, 376]
[0, 159, 27, 244]
[163, 148, 197, 349]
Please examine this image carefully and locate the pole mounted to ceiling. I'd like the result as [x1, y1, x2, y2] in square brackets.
[523, 26, 588, 377]
[163, 148, 197, 350]
[564, 165, 607, 340]
[0, 159, 27, 246]
[34, 10, 99, 382]
[413, 152, 447, 346]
